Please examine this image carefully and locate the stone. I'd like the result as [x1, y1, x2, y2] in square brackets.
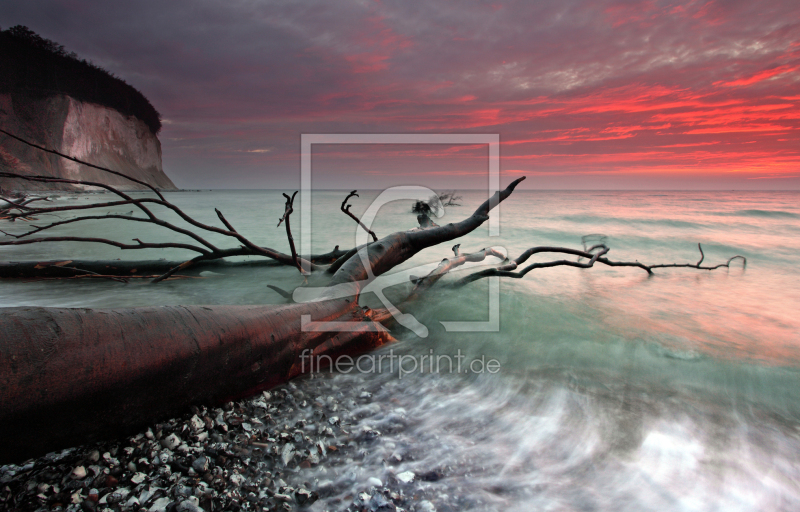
[176, 497, 203, 512]
[281, 443, 295, 466]
[106, 488, 129, 504]
[192, 456, 209, 473]
[294, 487, 318, 506]
[71, 466, 87, 480]
[161, 433, 180, 450]
[369, 493, 397, 511]
[416, 500, 436, 512]
[189, 415, 204, 432]
[148, 496, 171, 512]
[396, 471, 415, 484]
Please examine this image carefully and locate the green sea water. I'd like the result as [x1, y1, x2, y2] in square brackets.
[2, 189, 799, 510]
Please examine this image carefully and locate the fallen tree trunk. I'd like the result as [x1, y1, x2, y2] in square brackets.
[0, 176, 526, 463]
[0, 247, 349, 279]
[0, 300, 392, 463]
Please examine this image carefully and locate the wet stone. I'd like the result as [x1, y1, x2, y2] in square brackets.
[396, 471, 415, 484]
[0, 375, 445, 512]
[294, 487, 318, 506]
[191, 456, 209, 473]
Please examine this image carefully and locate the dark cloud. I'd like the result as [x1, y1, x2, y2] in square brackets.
[2, 0, 799, 189]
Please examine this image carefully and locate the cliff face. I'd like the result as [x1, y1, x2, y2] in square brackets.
[0, 93, 177, 192]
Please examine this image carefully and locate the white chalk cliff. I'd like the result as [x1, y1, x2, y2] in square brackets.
[0, 93, 176, 191]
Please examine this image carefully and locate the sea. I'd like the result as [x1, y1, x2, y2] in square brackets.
[2, 189, 800, 511]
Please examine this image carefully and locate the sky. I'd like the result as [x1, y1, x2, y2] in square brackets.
[2, 0, 800, 190]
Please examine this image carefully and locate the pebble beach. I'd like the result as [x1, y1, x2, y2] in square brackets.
[0, 372, 458, 512]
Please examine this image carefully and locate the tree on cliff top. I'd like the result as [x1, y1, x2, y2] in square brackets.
[0, 25, 162, 134]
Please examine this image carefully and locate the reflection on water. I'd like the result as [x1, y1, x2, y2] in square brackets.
[2, 190, 800, 510]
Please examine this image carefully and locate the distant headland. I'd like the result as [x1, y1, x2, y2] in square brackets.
[0, 26, 177, 192]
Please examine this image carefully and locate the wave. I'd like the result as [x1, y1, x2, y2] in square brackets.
[557, 214, 704, 229]
[647, 343, 703, 361]
[709, 209, 800, 219]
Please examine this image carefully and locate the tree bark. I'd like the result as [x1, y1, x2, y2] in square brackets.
[0, 300, 392, 463]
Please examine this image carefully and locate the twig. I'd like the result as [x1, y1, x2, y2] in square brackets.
[277, 191, 306, 275]
[0, 172, 222, 252]
[408, 245, 507, 299]
[459, 243, 746, 285]
[0, 129, 327, 270]
[341, 190, 378, 242]
[0, 171, 321, 271]
[215, 208, 238, 233]
[266, 284, 293, 299]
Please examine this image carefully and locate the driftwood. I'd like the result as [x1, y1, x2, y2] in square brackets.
[457, 243, 746, 284]
[0, 173, 526, 462]
[0, 133, 747, 463]
[0, 249, 348, 280]
[341, 190, 378, 242]
[0, 192, 49, 220]
[0, 300, 391, 463]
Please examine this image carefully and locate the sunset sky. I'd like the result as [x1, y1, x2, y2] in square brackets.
[2, 0, 799, 189]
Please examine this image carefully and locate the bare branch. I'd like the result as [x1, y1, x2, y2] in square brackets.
[277, 191, 307, 275]
[458, 243, 746, 285]
[215, 208, 238, 233]
[328, 177, 527, 290]
[341, 190, 378, 242]
[1, 171, 321, 270]
[0, 235, 212, 255]
[0, 194, 222, 253]
[408, 245, 507, 299]
[266, 284, 293, 299]
[0, 128, 167, 200]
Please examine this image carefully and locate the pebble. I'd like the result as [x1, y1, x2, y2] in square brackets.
[417, 500, 436, 512]
[281, 443, 295, 466]
[161, 433, 181, 450]
[176, 497, 203, 512]
[397, 471, 416, 484]
[191, 456, 209, 473]
[188, 415, 204, 432]
[71, 465, 87, 479]
[0, 373, 450, 512]
[295, 487, 318, 506]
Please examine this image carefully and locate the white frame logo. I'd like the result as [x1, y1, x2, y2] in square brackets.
[299, 134, 501, 336]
